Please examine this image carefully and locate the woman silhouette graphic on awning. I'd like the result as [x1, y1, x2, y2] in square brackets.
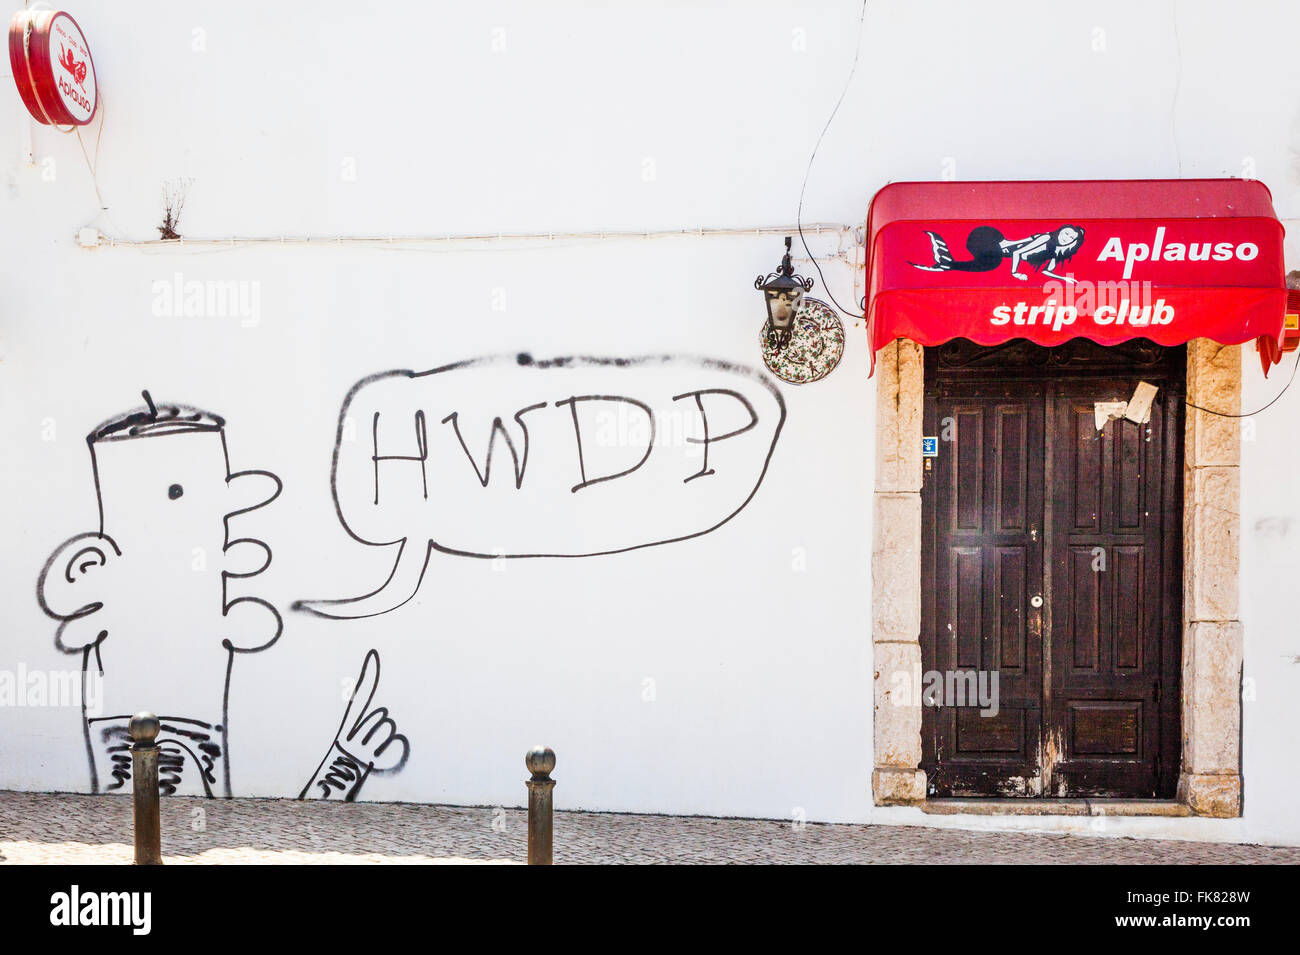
[911, 224, 1085, 284]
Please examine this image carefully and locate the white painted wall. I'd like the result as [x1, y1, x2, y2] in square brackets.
[2, 0, 1299, 844]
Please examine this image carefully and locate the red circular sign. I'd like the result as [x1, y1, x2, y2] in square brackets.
[9, 9, 98, 126]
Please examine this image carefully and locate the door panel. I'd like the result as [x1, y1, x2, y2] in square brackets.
[1046, 379, 1180, 797]
[921, 339, 1183, 799]
[923, 384, 1045, 796]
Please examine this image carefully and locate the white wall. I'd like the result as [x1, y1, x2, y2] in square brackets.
[2, 0, 1299, 843]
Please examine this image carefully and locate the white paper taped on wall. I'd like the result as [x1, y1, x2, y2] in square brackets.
[1124, 380, 1158, 424]
[1094, 401, 1128, 430]
[1093, 381, 1158, 430]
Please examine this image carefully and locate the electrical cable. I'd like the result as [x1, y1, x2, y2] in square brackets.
[51, 84, 112, 218]
[89, 222, 855, 250]
[796, 0, 869, 321]
[1185, 344, 1300, 418]
[73, 91, 107, 210]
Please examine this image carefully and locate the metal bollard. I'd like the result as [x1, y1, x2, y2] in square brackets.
[525, 746, 556, 865]
[129, 711, 163, 866]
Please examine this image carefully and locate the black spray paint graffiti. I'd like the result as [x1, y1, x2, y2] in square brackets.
[301, 648, 409, 800]
[36, 392, 408, 798]
[295, 354, 786, 619]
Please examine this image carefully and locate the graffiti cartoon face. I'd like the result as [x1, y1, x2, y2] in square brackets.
[38, 396, 282, 796]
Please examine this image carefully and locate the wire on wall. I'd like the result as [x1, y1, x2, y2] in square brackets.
[1185, 346, 1300, 418]
[51, 89, 115, 228]
[72, 94, 106, 211]
[83, 222, 859, 254]
[797, 0, 870, 321]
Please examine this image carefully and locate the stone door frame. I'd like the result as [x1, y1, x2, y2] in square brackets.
[871, 338, 1242, 816]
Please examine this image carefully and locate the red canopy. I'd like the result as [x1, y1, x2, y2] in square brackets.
[864, 179, 1289, 374]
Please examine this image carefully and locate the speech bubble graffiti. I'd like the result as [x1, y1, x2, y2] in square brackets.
[293, 354, 786, 619]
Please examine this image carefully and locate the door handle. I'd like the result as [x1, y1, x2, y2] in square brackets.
[1030, 594, 1044, 609]
[1030, 528, 1038, 542]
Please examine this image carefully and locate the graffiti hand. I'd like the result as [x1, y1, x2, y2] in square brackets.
[342, 704, 409, 774]
[301, 649, 409, 800]
[335, 648, 408, 771]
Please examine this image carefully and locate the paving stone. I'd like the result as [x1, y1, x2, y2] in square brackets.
[0, 791, 1296, 865]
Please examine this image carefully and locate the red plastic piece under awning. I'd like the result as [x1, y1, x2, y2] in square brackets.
[864, 179, 1288, 375]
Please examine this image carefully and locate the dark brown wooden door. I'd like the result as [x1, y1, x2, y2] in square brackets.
[921, 340, 1183, 798]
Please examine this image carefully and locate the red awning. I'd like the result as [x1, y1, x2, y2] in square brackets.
[864, 179, 1289, 375]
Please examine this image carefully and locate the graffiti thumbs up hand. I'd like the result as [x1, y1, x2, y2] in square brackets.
[337, 650, 409, 774]
[299, 649, 410, 801]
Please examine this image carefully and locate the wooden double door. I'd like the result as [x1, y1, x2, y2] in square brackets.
[921, 339, 1184, 798]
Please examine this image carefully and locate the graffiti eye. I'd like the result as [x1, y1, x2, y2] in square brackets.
[168, 484, 184, 500]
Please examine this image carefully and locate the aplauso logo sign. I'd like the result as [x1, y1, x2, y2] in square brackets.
[1094, 226, 1260, 279]
[8, 9, 98, 126]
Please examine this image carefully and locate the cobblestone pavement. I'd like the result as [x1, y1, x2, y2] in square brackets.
[1, 791, 1298, 864]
